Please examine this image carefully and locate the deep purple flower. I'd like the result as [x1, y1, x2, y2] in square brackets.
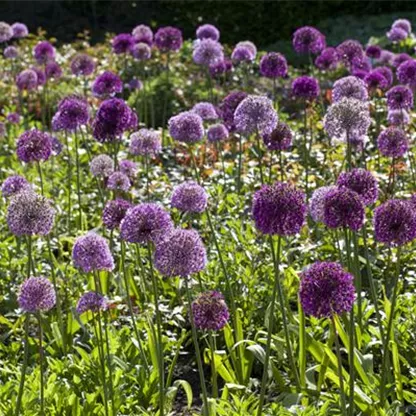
[387, 27, 408, 42]
[377, 127, 408, 158]
[11, 22, 28, 39]
[207, 123, 229, 142]
[0, 22, 13, 43]
[236, 41, 257, 58]
[218, 91, 247, 131]
[168, 111, 204, 144]
[16, 129, 53, 163]
[192, 291, 229, 331]
[332, 76, 368, 102]
[193, 39, 224, 66]
[393, 53, 412, 68]
[92, 71, 123, 98]
[351, 56, 371, 74]
[375, 67, 393, 87]
[70, 53, 95, 76]
[196, 24, 220, 41]
[387, 110, 410, 126]
[120, 203, 173, 244]
[112, 33, 135, 54]
[45, 61, 62, 80]
[171, 181, 208, 213]
[7, 112, 21, 124]
[192, 102, 218, 120]
[337, 168, 378, 206]
[76, 292, 107, 314]
[32, 67, 46, 86]
[131, 42, 151, 60]
[374, 199, 416, 246]
[231, 45, 254, 63]
[209, 59, 232, 78]
[72, 232, 114, 273]
[309, 186, 337, 223]
[262, 121, 293, 151]
[154, 26, 183, 52]
[2, 175, 30, 198]
[33, 41, 55, 64]
[130, 128, 162, 156]
[315, 47, 339, 71]
[252, 181, 306, 236]
[291, 76, 320, 101]
[90, 154, 114, 178]
[365, 45, 382, 59]
[154, 228, 207, 277]
[364, 70, 389, 91]
[132, 24, 153, 45]
[299, 262, 355, 318]
[386, 85, 414, 110]
[18, 277, 56, 313]
[259, 52, 288, 78]
[119, 159, 137, 180]
[16, 69, 38, 91]
[52, 96, 89, 132]
[292, 26, 326, 55]
[336, 40, 364, 66]
[102, 198, 132, 230]
[107, 171, 131, 192]
[4, 46, 19, 59]
[397, 60, 416, 88]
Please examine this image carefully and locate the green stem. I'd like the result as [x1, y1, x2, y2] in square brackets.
[237, 135, 243, 192]
[332, 315, 347, 416]
[145, 154, 150, 200]
[74, 130, 82, 230]
[38, 312, 45, 416]
[15, 316, 30, 416]
[37, 162, 44, 196]
[209, 331, 218, 398]
[298, 297, 306, 396]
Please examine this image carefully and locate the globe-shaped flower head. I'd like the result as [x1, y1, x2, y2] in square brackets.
[102, 199, 132, 230]
[131, 43, 151, 60]
[16, 69, 38, 91]
[2, 175, 30, 198]
[168, 111, 204, 144]
[132, 25, 153, 45]
[0, 22, 13, 43]
[112, 33, 135, 54]
[387, 110, 410, 127]
[70, 53, 95, 76]
[332, 76, 368, 103]
[107, 171, 131, 192]
[364, 70, 389, 91]
[76, 292, 107, 314]
[386, 85, 414, 111]
[154, 26, 183, 52]
[377, 127, 408, 158]
[292, 26, 326, 55]
[11, 22, 28, 39]
[18, 277, 56, 313]
[192, 102, 218, 120]
[392, 19, 412, 34]
[393, 53, 412, 68]
[17, 129, 53, 163]
[365, 45, 382, 59]
[32, 67, 46, 87]
[33, 41, 55, 64]
[231, 45, 254, 63]
[292, 76, 320, 101]
[171, 181, 208, 213]
[373, 66, 393, 88]
[336, 40, 364, 67]
[7, 112, 20, 124]
[92, 71, 123, 98]
[218, 91, 247, 131]
[130, 129, 162, 156]
[4, 46, 19, 59]
[90, 154, 114, 178]
[397, 60, 416, 88]
[387, 27, 408, 42]
[209, 59, 232, 78]
[119, 159, 137, 180]
[52, 96, 90, 132]
[309, 186, 337, 223]
[45, 61, 62, 80]
[207, 124, 229, 142]
[315, 47, 339, 71]
[193, 39, 224, 67]
[262, 121, 293, 151]
[259, 52, 288, 78]
[236, 41, 257, 59]
[196, 24, 220, 41]
[192, 291, 229, 331]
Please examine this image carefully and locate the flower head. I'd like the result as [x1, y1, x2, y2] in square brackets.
[119, 159, 137, 180]
[0, 22, 13, 43]
[231, 45, 254, 62]
[336, 39, 364, 66]
[218, 91, 247, 131]
[16, 129, 53, 163]
[207, 123, 229, 142]
[377, 127, 408, 158]
[364, 70, 388, 91]
[16, 69, 38, 91]
[92, 71, 123, 98]
[392, 19, 412, 34]
[196, 24, 220, 41]
[171, 181, 208, 213]
[32, 67, 46, 86]
[70, 53, 95, 76]
[192, 291, 229, 331]
[291, 76, 320, 101]
[112, 33, 135, 54]
[52, 96, 89, 132]
[192, 102, 218, 120]
[337, 168, 378, 206]
[102, 198, 132, 230]
[11, 22, 28, 38]
[332, 76, 368, 103]
[397, 60, 416, 88]
[154, 26, 183, 52]
[18, 277, 56, 313]
[292, 26, 326, 54]
[209, 59, 232, 78]
[132, 24, 153, 45]
[131, 42, 151, 60]
[259, 52, 288, 78]
[388, 109, 410, 126]
[365, 45, 382, 59]
[386, 85, 414, 110]
[387, 27, 408, 42]
[309, 186, 337, 223]
[76, 292, 107, 314]
[168, 111, 204, 144]
[262, 121, 293, 151]
[130, 129, 162, 156]
[7, 112, 20, 124]
[33, 41, 55, 64]
[193, 39, 224, 66]
[315, 47, 339, 71]
[90, 154, 114, 178]
[4, 46, 19, 59]
[107, 171, 131, 192]
[2, 175, 30, 198]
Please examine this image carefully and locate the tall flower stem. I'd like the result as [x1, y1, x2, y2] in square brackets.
[255, 130, 265, 184]
[64, 132, 72, 229]
[74, 130, 82, 229]
[144, 154, 150, 200]
[37, 312, 45, 416]
[237, 135, 243, 192]
[303, 103, 309, 199]
[15, 316, 30, 416]
[208, 331, 218, 398]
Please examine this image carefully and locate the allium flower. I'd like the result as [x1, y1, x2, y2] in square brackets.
[72, 232, 114, 273]
[234, 95, 277, 135]
[120, 203, 173, 244]
[102, 198, 132, 230]
[387, 27, 408, 42]
[76, 292, 107, 314]
[107, 171, 131, 192]
[364, 70, 388, 91]
[236, 41, 257, 58]
[126, 78, 143, 90]
[231, 45, 254, 63]
[218, 91, 247, 131]
[45, 61, 62, 80]
[193, 39, 224, 66]
[171, 181, 208, 213]
[349, 133, 366, 151]
[33, 41, 55, 64]
[393, 53, 412, 68]
[322, 187, 365, 231]
[112, 33, 135, 54]
[252, 181, 306, 236]
[92, 98, 137, 143]
[324, 97, 371, 140]
[11, 22, 28, 39]
[387, 110, 410, 126]
[70, 53, 95, 76]
[196, 24, 220, 41]
[386, 85, 414, 110]
[18, 277, 56, 313]
[4, 46, 19, 59]
[168, 111, 204, 144]
[207, 123, 229, 142]
[32, 67, 46, 86]
[299, 262, 355, 318]
[16, 69, 38, 91]
[351, 56, 371, 74]
[392, 19, 412, 34]
[92, 71, 123, 98]
[209, 59, 232, 78]
[262, 121, 293, 151]
[192, 291, 229, 331]
[5, 112, 18, 125]
[397, 60, 416, 88]
[52, 96, 89, 131]
[7, 191, 55, 236]
[131, 42, 151, 60]
[259, 52, 288, 78]
[2, 175, 30, 198]
[132, 24, 153, 45]
[130, 129, 162, 156]
[374, 200, 416, 246]
[0, 22, 13, 43]
[336, 40, 364, 66]
[90, 154, 114, 178]
[309, 186, 337, 223]
[291, 76, 320, 101]
[378, 50, 395, 65]
[332, 76, 368, 103]
[16, 129, 53, 163]
[314, 47, 339, 71]
[337, 168, 378, 206]
[154, 26, 183, 52]
[192, 102, 218, 120]
[154, 228, 207, 277]
[365, 45, 382, 59]
[292, 26, 326, 54]
[377, 127, 408, 158]
[373, 66, 393, 87]
[51, 136, 63, 156]
[119, 159, 137, 180]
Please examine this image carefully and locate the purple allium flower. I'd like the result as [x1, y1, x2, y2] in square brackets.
[171, 181, 208, 213]
[337, 168, 378, 206]
[70, 53, 95, 76]
[102, 198, 132, 230]
[262, 121, 293, 151]
[387, 109, 410, 126]
[259, 52, 288, 78]
[92, 71, 123, 98]
[7, 112, 20, 124]
[386, 85, 413, 110]
[193, 39, 224, 66]
[336, 40, 364, 66]
[292, 76, 320, 101]
[252, 181, 306, 236]
[234, 95, 278, 135]
[52, 96, 89, 132]
[351, 56, 371, 74]
[378, 50, 395, 65]
[397, 60, 416, 88]
[126, 78, 143, 90]
[207, 123, 229, 142]
[392, 19, 412, 34]
[364, 70, 389, 91]
[107, 171, 131, 192]
[112, 33, 135, 54]
[168, 111, 204, 144]
[119, 159, 137, 180]
[377, 127, 408, 158]
[374, 66, 393, 87]
[231, 45, 254, 63]
[154, 228, 207, 277]
[315, 47, 339, 71]
[154, 26, 183, 52]
[292, 26, 326, 55]
[16, 129, 53, 163]
[130, 128, 162, 156]
[90, 154, 114, 178]
[218, 91, 247, 131]
[374, 199, 416, 246]
[51, 136, 63, 156]
[299, 262, 355, 318]
[11, 22, 28, 39]
[351, 69, 368, 80]
[236, 41, 257, 58]
[92, 98, 137, 143]
[16, 69, 38, 91]
[393, 53, 412, 68]
[209, 59, 232, 78]
[0, 22, 13, 43]
[18, 277, 56, 313]
[2, 175, 30, 198]
[196, 24, 220, 41]
[309, 186, 337, 223]
[32, 67, 46, 86]
[76, 291, 107, 314]
[324, 97, 371, 140]
[4, 46, 19, 59]
[192, 291, 229, 331]
[365, 45, 382, 59]
[332, 76, 368, 103]
[132, 24, 153, 45]
[322, 187, 364, 231]
[33, 41, 55, 64]
[387, 27, 408, 42]
[131, 42, 152, 60]
[121, 203, 173, 244]
[192, 102, 218, 120]
[45, 61, 62, 80]
[7, 191, 55, 236]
